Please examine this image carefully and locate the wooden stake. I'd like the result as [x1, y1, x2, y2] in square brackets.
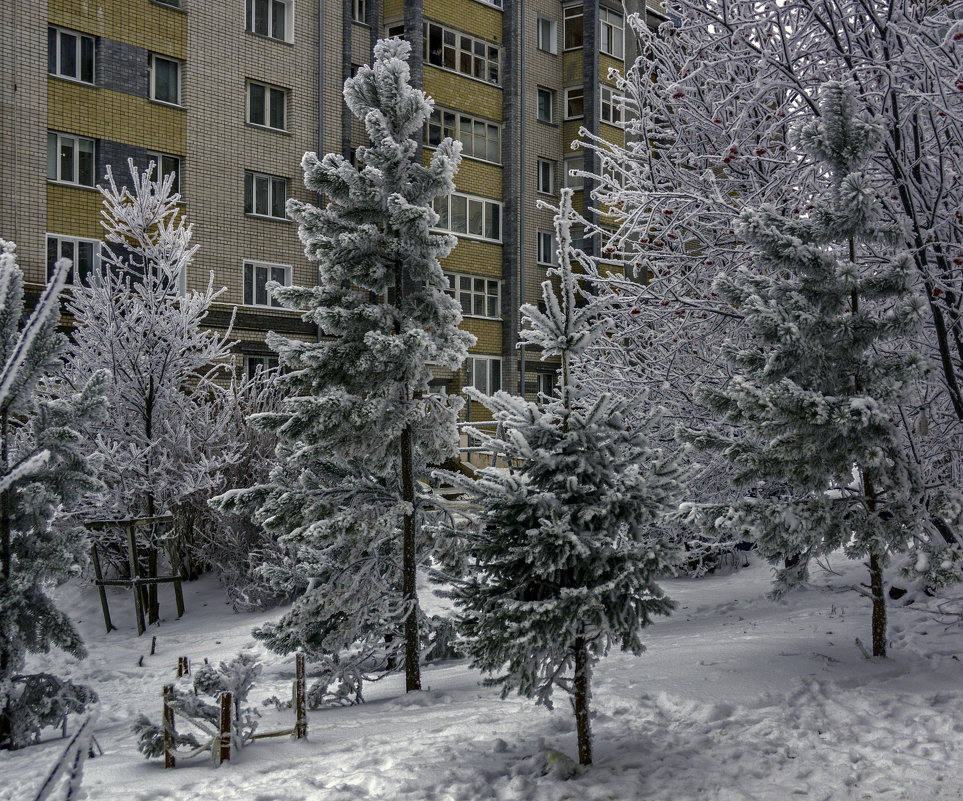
[294, 653, 306, 739]
[150, 636, 156, 656]
[218, 693, 231, 764]
[177, 656, 189, 677]
[163, 685, 176, 769]
[90, 544, 114, 633]
[126, 525, 146, 636]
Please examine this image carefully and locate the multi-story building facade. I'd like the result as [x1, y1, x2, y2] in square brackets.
[2, 0, 661, 414]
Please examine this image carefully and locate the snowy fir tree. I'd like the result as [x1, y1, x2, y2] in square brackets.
[0, 240, 108, 749]
[63, 160, 237, 617]
[440, 190, 682, 765]
[680, 82, 927, 658]
[213, 39, 473, 693]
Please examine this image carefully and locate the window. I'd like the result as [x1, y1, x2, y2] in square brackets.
[537, 16, 557, 54]
[474, 0, 502, 7]
[243, 260, 290, 307]
[48, 27, 94, 84]
[537, 87, 554, 123]
[433, 192, 501, 241]
[248, 81, 286, 130]
[245, 172, 287, 218]
[154, 0, 180, 6]
[149, 54, 180, 105]
[386, 23, 405, 38]
[244, 354, 280, 380]
[537, 159, 554, 195]
[352, 0, 366, 22]
[564, 6, 583, 50]
[564, 155, 583, 189]
[564, 86, 584, 120]
[425, 108, 500, 163]
[537, 230, 557, 265]
[599, 7, 624, 58]
[47, 235, 99, 285]
[246, 0, 292, 41]
[423, 22, 500, 84]
[147, 152, 181, 195]
[536, 371, 556, 399]
[46, 132, 95, 187]
[467, 356, 501, 395]
[600, 84, 624, 126]
[444, 272, 500, 318]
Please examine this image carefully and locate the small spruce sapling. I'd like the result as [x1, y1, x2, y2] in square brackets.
[441, 190, 682, 765]
[679, 81, 926, 657]
[0, 241, 108, 749]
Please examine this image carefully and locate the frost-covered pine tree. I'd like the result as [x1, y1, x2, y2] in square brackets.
[442, 190, 681, 765]
[680, 82, 926, 658]
[0, 240, 107, 749]
[63, 160, 236, 614]
[213, 39, 473, 693]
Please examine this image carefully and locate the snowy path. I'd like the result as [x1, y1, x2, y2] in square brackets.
[3, 556, 962, 800]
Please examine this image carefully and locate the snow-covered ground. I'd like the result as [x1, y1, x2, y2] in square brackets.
[4, 555, 962, 801]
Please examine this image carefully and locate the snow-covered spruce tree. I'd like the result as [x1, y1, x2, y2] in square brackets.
[63, 160, 236, 617]
[0, 241, 108, 749]
[680, 82, 926, 658]
[441, 190, 681, 765]
[212, 39, 473, 693]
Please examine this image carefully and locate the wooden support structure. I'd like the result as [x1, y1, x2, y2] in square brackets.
[218, 693, 232, 764]
[163, 685, 176, 769]
[294, 653, 307, 739]
[177, 656, 189, 678]
[85, 516, 185, 635]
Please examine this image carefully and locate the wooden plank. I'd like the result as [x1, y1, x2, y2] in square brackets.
[85, 515, 174, 531]
[94, 576, 184, 586]
[89, 544, 114, 633]
[163, 685, 176, 769]
[218, 693, 232, 764]
[251, 729, 296, 740]
[173, 579, 185, 619]
[294, 653, 306, 739]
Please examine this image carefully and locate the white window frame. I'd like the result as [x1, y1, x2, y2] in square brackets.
[444, 271, 501, 319]
[432, 192, 502, 242]
[537, 87, 554, 123]
[149, 54, 181, 106]
[466, 356, 502, 396]
[599, 7, 624, 58]
[563, 154, 583, 190]
[473, 0, 503, 7]
[423, 22, 501, 85]
[600, 84, 624, 127]
[537, 230, 557, 266]
[243, 260, 291, 307]
[536, 15, 557, 54]
[244, 354, 280, 380]
[537, 158, 554, 195]
[247, 80, 287, 130]
[564, 85, 584, 120]
[425, 107, 500, 164]
[147, 152, 181, 196]
[46, 234, 100, 286]
[46, 131, 95, 187]
[536, 371, 556, 399]
[352, 0, 366, 23]
[244, 171, 288, 219]
[246, 0, 293, 42]
[48, 26, 95, 84]
[563, 5, 583, 50]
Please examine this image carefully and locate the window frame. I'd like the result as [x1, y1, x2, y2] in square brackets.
[600, 83, 624, 127]
[244, 171, 288, 219]
[536, 370, 556, 399]
[423, 21, 501, 85]
[564, 85, 584, 120]
[46, 131, 95, 187]
[246, 0, 293, 42]
[244, 354, 280, 380]
[466, 355, 502, 396]
[536, 15, 557, 54]
[247, 80, 287, 131]
[537, 229, 557, 266]
[537, 87, 554, 124]
[424, 107, 501, 164]
[149, 53, 181, 106]
[432, 192, 502, 243]
[563, 5, 583, 50]
[147, 152, 181, 196]
[443, 271, 501, 319]
[46, 234, 101, 286]
[563, 154, 583, 190]
[536, 158, 555, 195]
[599, 7, 624, 58]
[243, 260, 292, 308]
[352, 0, 366, 23]
[47, 26, 95, 84]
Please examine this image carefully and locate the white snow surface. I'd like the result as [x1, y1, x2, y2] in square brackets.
[3, 555, 962, 800]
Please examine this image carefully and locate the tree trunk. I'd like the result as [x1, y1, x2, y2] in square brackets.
[400, 422, 421, 692]
[0, 410, 10, 749]
[869, 551, 887, 658]
[573, 636, 593, 766]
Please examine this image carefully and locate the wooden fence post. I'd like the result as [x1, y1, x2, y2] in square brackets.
[218, 693, 232, 764]
[294, 653, 306, 739]
[90, 544, 114, 633]
[177, 657, 189, 678]
[163, 685, 176, 769]
[126, 525, 146, 636]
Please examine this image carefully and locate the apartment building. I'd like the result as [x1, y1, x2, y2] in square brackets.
[1, 0, 661, 409]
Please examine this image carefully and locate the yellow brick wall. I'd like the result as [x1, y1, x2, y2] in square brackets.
[463, 317, 502, 354]
[424, 0, 503, 41]
[442, 239, 503, 278]
[46, 184, 104, 239]
[424, 68, 502, 122]
[49, 0, 187, 58]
